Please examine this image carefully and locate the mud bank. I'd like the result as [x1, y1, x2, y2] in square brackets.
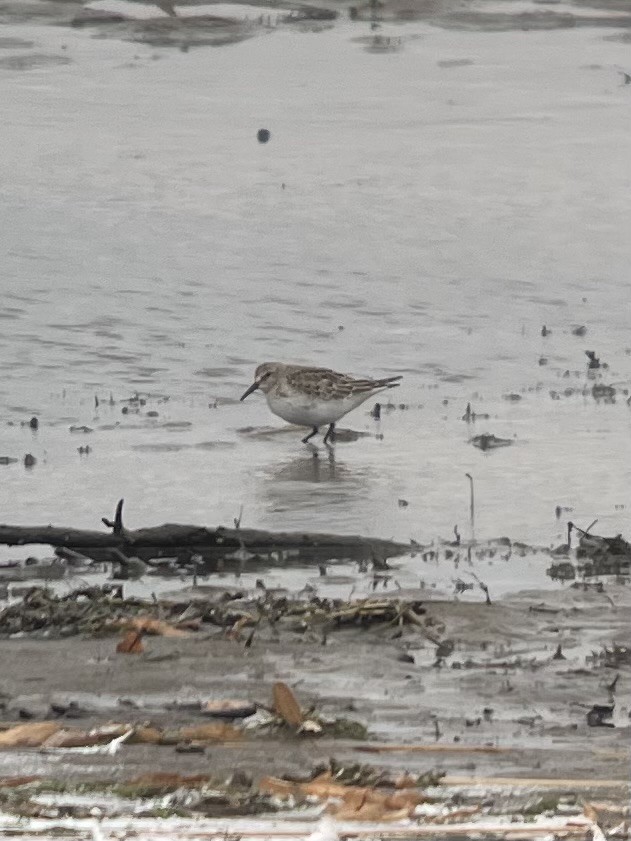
[1, 582, 628, 788]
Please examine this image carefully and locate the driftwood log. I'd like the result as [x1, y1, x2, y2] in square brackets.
[0, 500, 409, 566]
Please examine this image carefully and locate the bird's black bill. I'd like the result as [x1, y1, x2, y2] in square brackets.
[240, 381, 260, 401]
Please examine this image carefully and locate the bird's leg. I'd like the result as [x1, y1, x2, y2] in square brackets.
[302, 426, 319, 444]
[323, 423, 336, 445]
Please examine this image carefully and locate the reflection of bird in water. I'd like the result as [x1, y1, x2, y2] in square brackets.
[155, 0, 177, 16]
[240, 362, 401, 445]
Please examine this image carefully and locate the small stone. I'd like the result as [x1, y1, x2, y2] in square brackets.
[175, 740, 205, 754]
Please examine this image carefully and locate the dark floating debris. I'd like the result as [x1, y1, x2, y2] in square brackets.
[571, 324, 587, 336]
[257, 128, 270, 143]
[591, 383, 615, 402]
[462, 403, 489, 422]
[470, 434, 513, 451]
[585, 350, 600, 369]
[541, 325, 550, 336]
[29, 417, 39, 430]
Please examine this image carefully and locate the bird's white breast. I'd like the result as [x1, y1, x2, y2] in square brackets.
[265, 392, 369, 426]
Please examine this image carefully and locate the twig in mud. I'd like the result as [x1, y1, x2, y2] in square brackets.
[102, 498, 125, 535]
[470, 571, 492, 606]
[574, 519, 598, 536]
[465, 473, 475, 543]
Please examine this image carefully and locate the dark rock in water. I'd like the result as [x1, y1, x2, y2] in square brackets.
[257, 128, 270, 143]
[29, 417, 39, 430]
[586, 704, 614, 728]
[24, 454, 36, 468]
[470, 434, 513, 451]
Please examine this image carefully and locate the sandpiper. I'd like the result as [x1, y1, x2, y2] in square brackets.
[240, 362, 402, 444]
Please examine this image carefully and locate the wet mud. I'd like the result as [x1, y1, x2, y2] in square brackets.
[1, 0, 631, 51]
[0, 578, 629, 787]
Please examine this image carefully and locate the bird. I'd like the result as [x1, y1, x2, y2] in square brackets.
[240, 362, 402, 444]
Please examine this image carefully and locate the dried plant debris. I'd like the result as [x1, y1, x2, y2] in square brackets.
[0, 585, 437, 641]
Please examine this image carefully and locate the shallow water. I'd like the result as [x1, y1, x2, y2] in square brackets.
[1, 3, 631, 580]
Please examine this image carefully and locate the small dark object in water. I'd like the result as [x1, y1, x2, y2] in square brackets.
[571, 324, 587, 337]
[398, 499, 408, 508]
[619, 70, 631, 85]
[29, 417, 39, 430]
[586, 704, 614, 728]
[257, 128, 271, 143]
[547, 560, 575, 581]
[49, 701, 86, 719]
[585, 350, 600, 369]
[397, 651, 415, 664]
[555, 505, 562, 519]
[435, 639, 454, 660]
[592, 383, 616, 402]
[371, 402, 381, 420]
[23, 454, 36, 468]
[175, 741, 205, 754]
[470, 434, 513, 451]
[552, 643, 566, 660]
[541, 325, 550, 336]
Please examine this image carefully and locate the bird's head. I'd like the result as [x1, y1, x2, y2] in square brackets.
[240, 362, 283, 400]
